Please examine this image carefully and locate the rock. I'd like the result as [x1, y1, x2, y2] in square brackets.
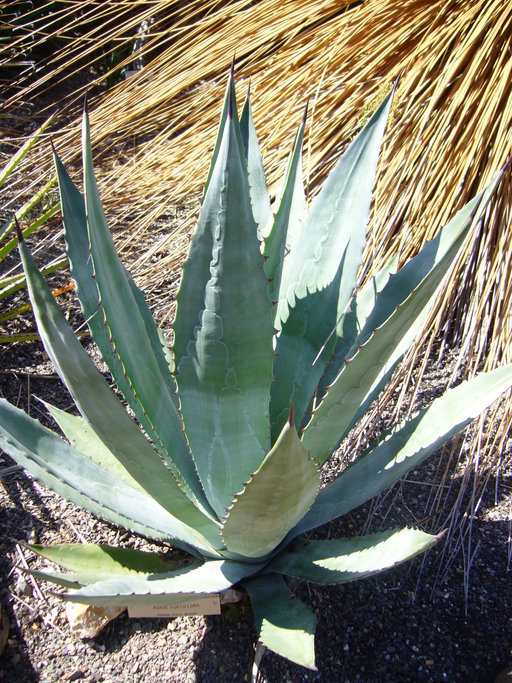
[0, 605, 9, 655]
[65, 603, 126, 639]
[495, 666, 512, 682]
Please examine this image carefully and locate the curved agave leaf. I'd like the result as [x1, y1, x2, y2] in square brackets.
[294, 364, 512, 537]
[316, 252, 399, 402]
[175, 84, 274, 517]
[244, 574, 317, 670]
[302, 177, 501, 464]
[275, 85, 395, 329]
[61, 559, 261, 606]
[240, 86, 271, 238]
[270, 88, 395, 439]
[17, 238, 220, 543]
[269, 528, 439, 584]
[0, 400, 216, 556]
[54, 151, 178, 404]
[263, 109, 307, 304]
[81, 112, 208, 513]
[221, 412, 319, 558]
[270, 259, 343, 439]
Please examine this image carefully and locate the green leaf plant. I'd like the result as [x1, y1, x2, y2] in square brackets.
[1, 69, 511, 671]
[0, 114, 65, 342]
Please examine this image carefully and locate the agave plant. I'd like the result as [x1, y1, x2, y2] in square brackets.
[1, 70, 511, 670]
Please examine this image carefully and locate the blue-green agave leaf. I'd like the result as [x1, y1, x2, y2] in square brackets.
[201, 67, 239, 201]
[0, 400, 217, 556]
[17, 238, 220, 543]
[269, 89, 395, 440]
[175, 82, 274, 517]
[295, 364, 512, 537]
[54, 151, 182, 421]
[275, 86, 395, 330]
[61, 559, 261, 606]
[23, 569, 83, 590]
[317, 252, 399, 401]
[302, 175, 502, 464]
[244, 574, 317, 670]
[263, 109, 307, 307]
[270, 528, 439, 584]
[240, 86, 271, 238]
[270, 257, 343, 439]
[81, 110, 210, 514]
[221, 412, 319, 558]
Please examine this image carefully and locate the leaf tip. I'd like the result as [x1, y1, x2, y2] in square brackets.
[288, 404, 295, 426]
[14, 215, 23, 243]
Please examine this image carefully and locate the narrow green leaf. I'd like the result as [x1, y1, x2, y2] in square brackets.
[0, 178, 56, 244]
[0, 114, 54, 188]
[0, 255, 66, 307]
[81, 110, 209, 513]
[270, 528, 439, 584]
[61, 559, 261, 606]
[221, 415, 319, 558]
[294, 363, 512, 537]
[244, 574, 317, 670]
[175, 87, 274, 516]
[240, 86, 271, 238]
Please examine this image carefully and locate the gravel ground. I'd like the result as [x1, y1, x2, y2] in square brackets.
[0, 339, 511, 683]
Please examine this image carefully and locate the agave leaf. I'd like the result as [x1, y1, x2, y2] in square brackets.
[221, 413, 319, 558]
[175, 81, 274, 517]
[244, 574, 317, 670]
[81, 111, 207, 512]
[18, 239, 220, 541]
[269, 89, 395, 439]
[61, 559, 261, 606]
[270, 260, 343, 439]
[23, 569, 83, 589]
[26, 543, 182, 585]
[44, 403, 145, 490]
[275, 87, 395, 330]
[317, 251, 399, 401]
[0, 399, 218, 556]
[22, 542, 184, 589]
[294, 364, 512, 537]
[201, 68, 239, 201]
[270, 528, 439, 584]
[263, 110, 307, 307]
[302, 176, 502, 464]
[173, 74, 236, 369]
[240, 86, 271, 238]
[54, 151, 183, 426]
